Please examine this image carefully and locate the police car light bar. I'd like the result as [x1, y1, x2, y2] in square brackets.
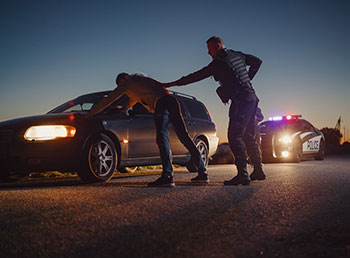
[269, 115, 302, 121]
[269, 116, 282, 121]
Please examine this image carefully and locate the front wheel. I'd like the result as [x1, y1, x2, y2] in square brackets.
[291, 140, 302, 163]
[78, 134, 117, 182]
[315, 140, 325, 160]
[186, 139, 209, 172]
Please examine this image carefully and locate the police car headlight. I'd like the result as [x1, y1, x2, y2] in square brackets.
[279, 135, 292, 144]
[24, 125, 76, 141]
[281, 151, 289, 157]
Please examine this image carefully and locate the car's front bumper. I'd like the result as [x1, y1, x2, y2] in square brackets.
[261, 134, 296, 161]
[208, 134, 219, 158]
[0, 138, 83, 175]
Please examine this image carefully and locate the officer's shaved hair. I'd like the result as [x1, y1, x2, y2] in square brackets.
[206, 36, 224, 45]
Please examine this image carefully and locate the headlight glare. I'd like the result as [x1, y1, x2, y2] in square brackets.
[24, 125, 76, 141]
[279, 135, 292, 144]
[281, 151, 289, 157]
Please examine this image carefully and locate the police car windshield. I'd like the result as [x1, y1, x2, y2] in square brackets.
[260, 120, 301, 132]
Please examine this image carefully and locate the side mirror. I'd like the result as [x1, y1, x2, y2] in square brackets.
[128, 109, 135, 117]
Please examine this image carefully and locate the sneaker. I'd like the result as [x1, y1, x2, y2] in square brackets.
[148, 175, 175, 187]
[224, 175, 250, 186]
[191, 173, 209, 183]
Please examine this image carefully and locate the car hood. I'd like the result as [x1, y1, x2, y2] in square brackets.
[260, 127, 280, 134]
[0, 113, 84, 129]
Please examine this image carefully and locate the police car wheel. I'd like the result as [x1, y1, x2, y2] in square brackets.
[315, 140, 325, 160]
[291, 140, 302, 163]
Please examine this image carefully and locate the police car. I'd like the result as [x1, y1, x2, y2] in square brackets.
[259, 115, 325, 163]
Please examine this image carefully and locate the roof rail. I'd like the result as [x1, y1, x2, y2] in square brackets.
[169, 90, 197, 100]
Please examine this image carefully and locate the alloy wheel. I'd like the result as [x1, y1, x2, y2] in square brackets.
[89, 140, 115, 177]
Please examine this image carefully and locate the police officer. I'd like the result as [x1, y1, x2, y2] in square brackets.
[163, 36, 266, 185]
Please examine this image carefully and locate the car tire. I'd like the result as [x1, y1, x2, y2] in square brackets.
[186, 138, 209, 173]
[291, 140, 302, 163]
[118, 166, 138, 173]
[78, 133, 117, 182]
[315, 140, 325, 160]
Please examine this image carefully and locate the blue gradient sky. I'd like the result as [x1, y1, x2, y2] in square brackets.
[1, 0, 349, 142]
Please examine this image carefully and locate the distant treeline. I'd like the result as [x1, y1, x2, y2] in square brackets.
[321, 127, 349, 154]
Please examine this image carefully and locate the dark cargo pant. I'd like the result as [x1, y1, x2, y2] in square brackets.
[228, 93, 262, 167]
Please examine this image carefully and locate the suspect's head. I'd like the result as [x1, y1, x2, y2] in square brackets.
[116, 73, 130, 86]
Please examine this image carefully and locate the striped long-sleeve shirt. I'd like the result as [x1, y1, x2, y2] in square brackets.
[176, 49, 262, 98]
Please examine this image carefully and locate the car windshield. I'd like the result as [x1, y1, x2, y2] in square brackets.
[48, 91, 129, 114]
[260, 120, 301, 133]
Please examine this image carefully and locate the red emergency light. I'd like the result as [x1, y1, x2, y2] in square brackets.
[269, 115, 302, 121]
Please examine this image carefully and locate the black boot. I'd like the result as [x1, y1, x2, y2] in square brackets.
[224, 160, 251, 186]
[250, 164, 266, 181]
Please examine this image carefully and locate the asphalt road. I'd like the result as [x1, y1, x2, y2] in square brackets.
[1, 154, 349, 258]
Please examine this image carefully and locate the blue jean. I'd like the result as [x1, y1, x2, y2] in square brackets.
[154, 95, 206, 176]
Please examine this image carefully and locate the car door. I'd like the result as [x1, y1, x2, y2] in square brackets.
[99, 94, 132, 161]
[128, 103, 159, 158]
[300, 121, 321, 153]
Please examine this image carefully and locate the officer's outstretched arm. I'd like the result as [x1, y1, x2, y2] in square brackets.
[162, 82, 177, 88]
[162, 64, 213, 88]
[87, 87, 125, 118]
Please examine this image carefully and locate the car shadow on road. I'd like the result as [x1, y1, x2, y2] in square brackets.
[96, 181, 226, 188]
[0, 176, 260, 190]
[0, 177, 195, 190]
[0, 177, 89, 190]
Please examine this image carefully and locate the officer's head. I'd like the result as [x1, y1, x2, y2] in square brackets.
[116, 72, 130, 86]
[206, 36, 225, 59]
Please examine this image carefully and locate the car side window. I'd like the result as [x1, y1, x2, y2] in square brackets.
[104, 94, 130, 113]
[182, 100, 210, 120]
[302, 121, 313, 131]
[305, 121, 315, 132]
[64, 104, 82, 112]
[64, 103, 94, 112]
[176, 99, 188, 118]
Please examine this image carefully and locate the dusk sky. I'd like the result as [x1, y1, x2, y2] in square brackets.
[1, 0, 349, 142]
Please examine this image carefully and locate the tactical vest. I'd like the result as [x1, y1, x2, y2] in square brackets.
[214, 49, 254, 97]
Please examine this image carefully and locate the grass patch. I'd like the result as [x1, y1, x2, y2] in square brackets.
[27, 165, 185, 179]
[29, 171, 78, 178]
